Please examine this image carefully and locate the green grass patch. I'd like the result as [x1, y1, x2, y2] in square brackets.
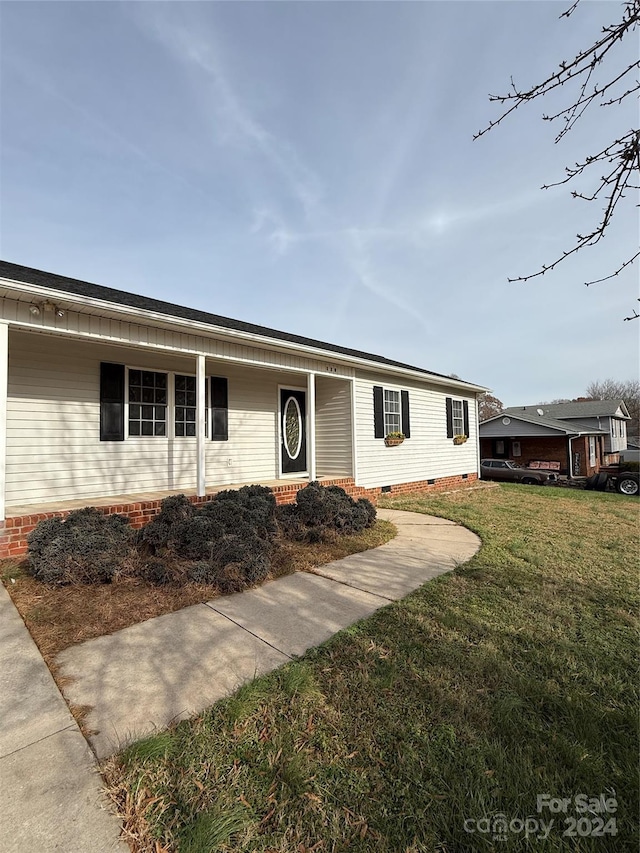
[105, 485, 639, 852]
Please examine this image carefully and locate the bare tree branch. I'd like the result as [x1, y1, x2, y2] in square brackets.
[475, 0, 640, 308]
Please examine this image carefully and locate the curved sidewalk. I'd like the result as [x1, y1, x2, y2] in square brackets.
[56, 509, 481, 760]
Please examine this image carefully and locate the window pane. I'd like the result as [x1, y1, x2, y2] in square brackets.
[186, 423, 196, 437]
[128, 370, 168, 438]
[175, 423, 184, 437]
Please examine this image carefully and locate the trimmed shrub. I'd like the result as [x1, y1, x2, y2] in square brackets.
[187, 531, 270, 592]
[26, 507, 134, 586]
[139, 494, 195, 553]
[213, 485, 277, 541]
[275, 503, 305, 540]
[140, 559, 182, 586]
[171, 516, 226, 561]
[290, 482, 377, 538]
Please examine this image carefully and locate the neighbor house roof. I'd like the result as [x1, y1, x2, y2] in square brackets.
[480, 410, 607, 436]
[507, 401, 630, 420]
[0, 260, 487, 392]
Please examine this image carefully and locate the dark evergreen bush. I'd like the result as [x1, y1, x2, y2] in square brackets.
[139, 494, 195, 553]
[357, 497, 377, 526]
[26, 507, 134, 586]
[171, 516, 225, 561]
[187, 531, 270, 592]
[213, 485, 277, 541]
[275, 503, 305, 540]
[140, 559, 181, 586]
[291, 482, 377, 538]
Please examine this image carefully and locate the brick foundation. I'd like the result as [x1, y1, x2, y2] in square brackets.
[0, 473, 478, 559]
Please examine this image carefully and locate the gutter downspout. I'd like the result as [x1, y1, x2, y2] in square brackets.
[568, 435, 575, 478]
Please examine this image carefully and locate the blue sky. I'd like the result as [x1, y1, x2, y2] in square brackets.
[1, 1, 637, 405]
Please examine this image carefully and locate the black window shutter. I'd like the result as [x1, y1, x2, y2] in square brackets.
[100, 362, 125, 441]
[446, 397, 454, 438]
[401, 390, 411, 438]
[463, 401, 470, 437]
[373, 386, 384, 438]
[211, 377, 228, 441]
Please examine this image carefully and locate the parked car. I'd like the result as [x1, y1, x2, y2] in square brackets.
[480, 459, 558, 485]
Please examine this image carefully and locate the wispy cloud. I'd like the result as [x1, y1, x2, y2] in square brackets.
[5, 54, 212, 201]
[133, 6, 323, 218]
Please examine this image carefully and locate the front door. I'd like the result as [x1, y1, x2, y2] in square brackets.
[280, 389, 307, 474]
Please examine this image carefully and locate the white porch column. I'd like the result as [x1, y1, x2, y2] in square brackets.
[307, 372, 316, 481]
[0, 323, 7, 521]
[350, 377, 359, 484]
[196, 354, 206, 497]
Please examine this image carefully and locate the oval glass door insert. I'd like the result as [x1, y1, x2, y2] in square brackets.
[283, 396, 302, 460]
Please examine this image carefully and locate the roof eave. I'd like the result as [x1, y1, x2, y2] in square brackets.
[1, 277, 489, 394]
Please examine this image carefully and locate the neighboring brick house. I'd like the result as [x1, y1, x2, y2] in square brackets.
[479, 409, 607, 477]
[511, 399, 631, 465]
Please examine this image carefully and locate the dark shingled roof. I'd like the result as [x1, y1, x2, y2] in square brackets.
[510, 401, 630, 419]
[481, 410, 606, 435]
[0, 259, 484, 387]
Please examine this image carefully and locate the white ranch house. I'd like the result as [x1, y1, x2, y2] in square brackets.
[0, 261, 487, 556]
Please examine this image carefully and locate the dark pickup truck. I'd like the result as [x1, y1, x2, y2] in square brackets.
[586, 469, 639, 496]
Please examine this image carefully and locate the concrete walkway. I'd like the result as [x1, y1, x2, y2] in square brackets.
[0, 583, 127, 852]
[0, 508, 480, 849]
[56, 509, 480, 759]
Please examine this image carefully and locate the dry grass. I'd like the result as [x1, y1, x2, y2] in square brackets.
[104, 486, 638, 853]
[1, 520, 395, 667]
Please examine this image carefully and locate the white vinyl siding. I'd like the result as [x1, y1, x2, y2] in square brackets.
[5, 330, 301, 507]
[355, 370, 478, 489]
[315, 376, 353, 477]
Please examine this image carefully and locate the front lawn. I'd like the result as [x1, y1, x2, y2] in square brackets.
[106, 485, 638, 852]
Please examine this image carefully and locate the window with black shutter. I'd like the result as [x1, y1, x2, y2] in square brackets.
[100, 363, 125, 441]
[211, 376, 228, 441]
[446, 396, 470, 440]
[373, 385, 410, 438]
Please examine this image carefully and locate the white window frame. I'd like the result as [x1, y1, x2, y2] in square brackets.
[383, 388, 402, 435]
[125, 367, 211, 440]
[589, 436, 596, 467]
[174, 373, 209, 439]
[452, 399, 464, 436]
[126, 368, 169, 438]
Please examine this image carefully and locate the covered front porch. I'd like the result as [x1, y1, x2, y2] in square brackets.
[0, 326, 357, 522]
